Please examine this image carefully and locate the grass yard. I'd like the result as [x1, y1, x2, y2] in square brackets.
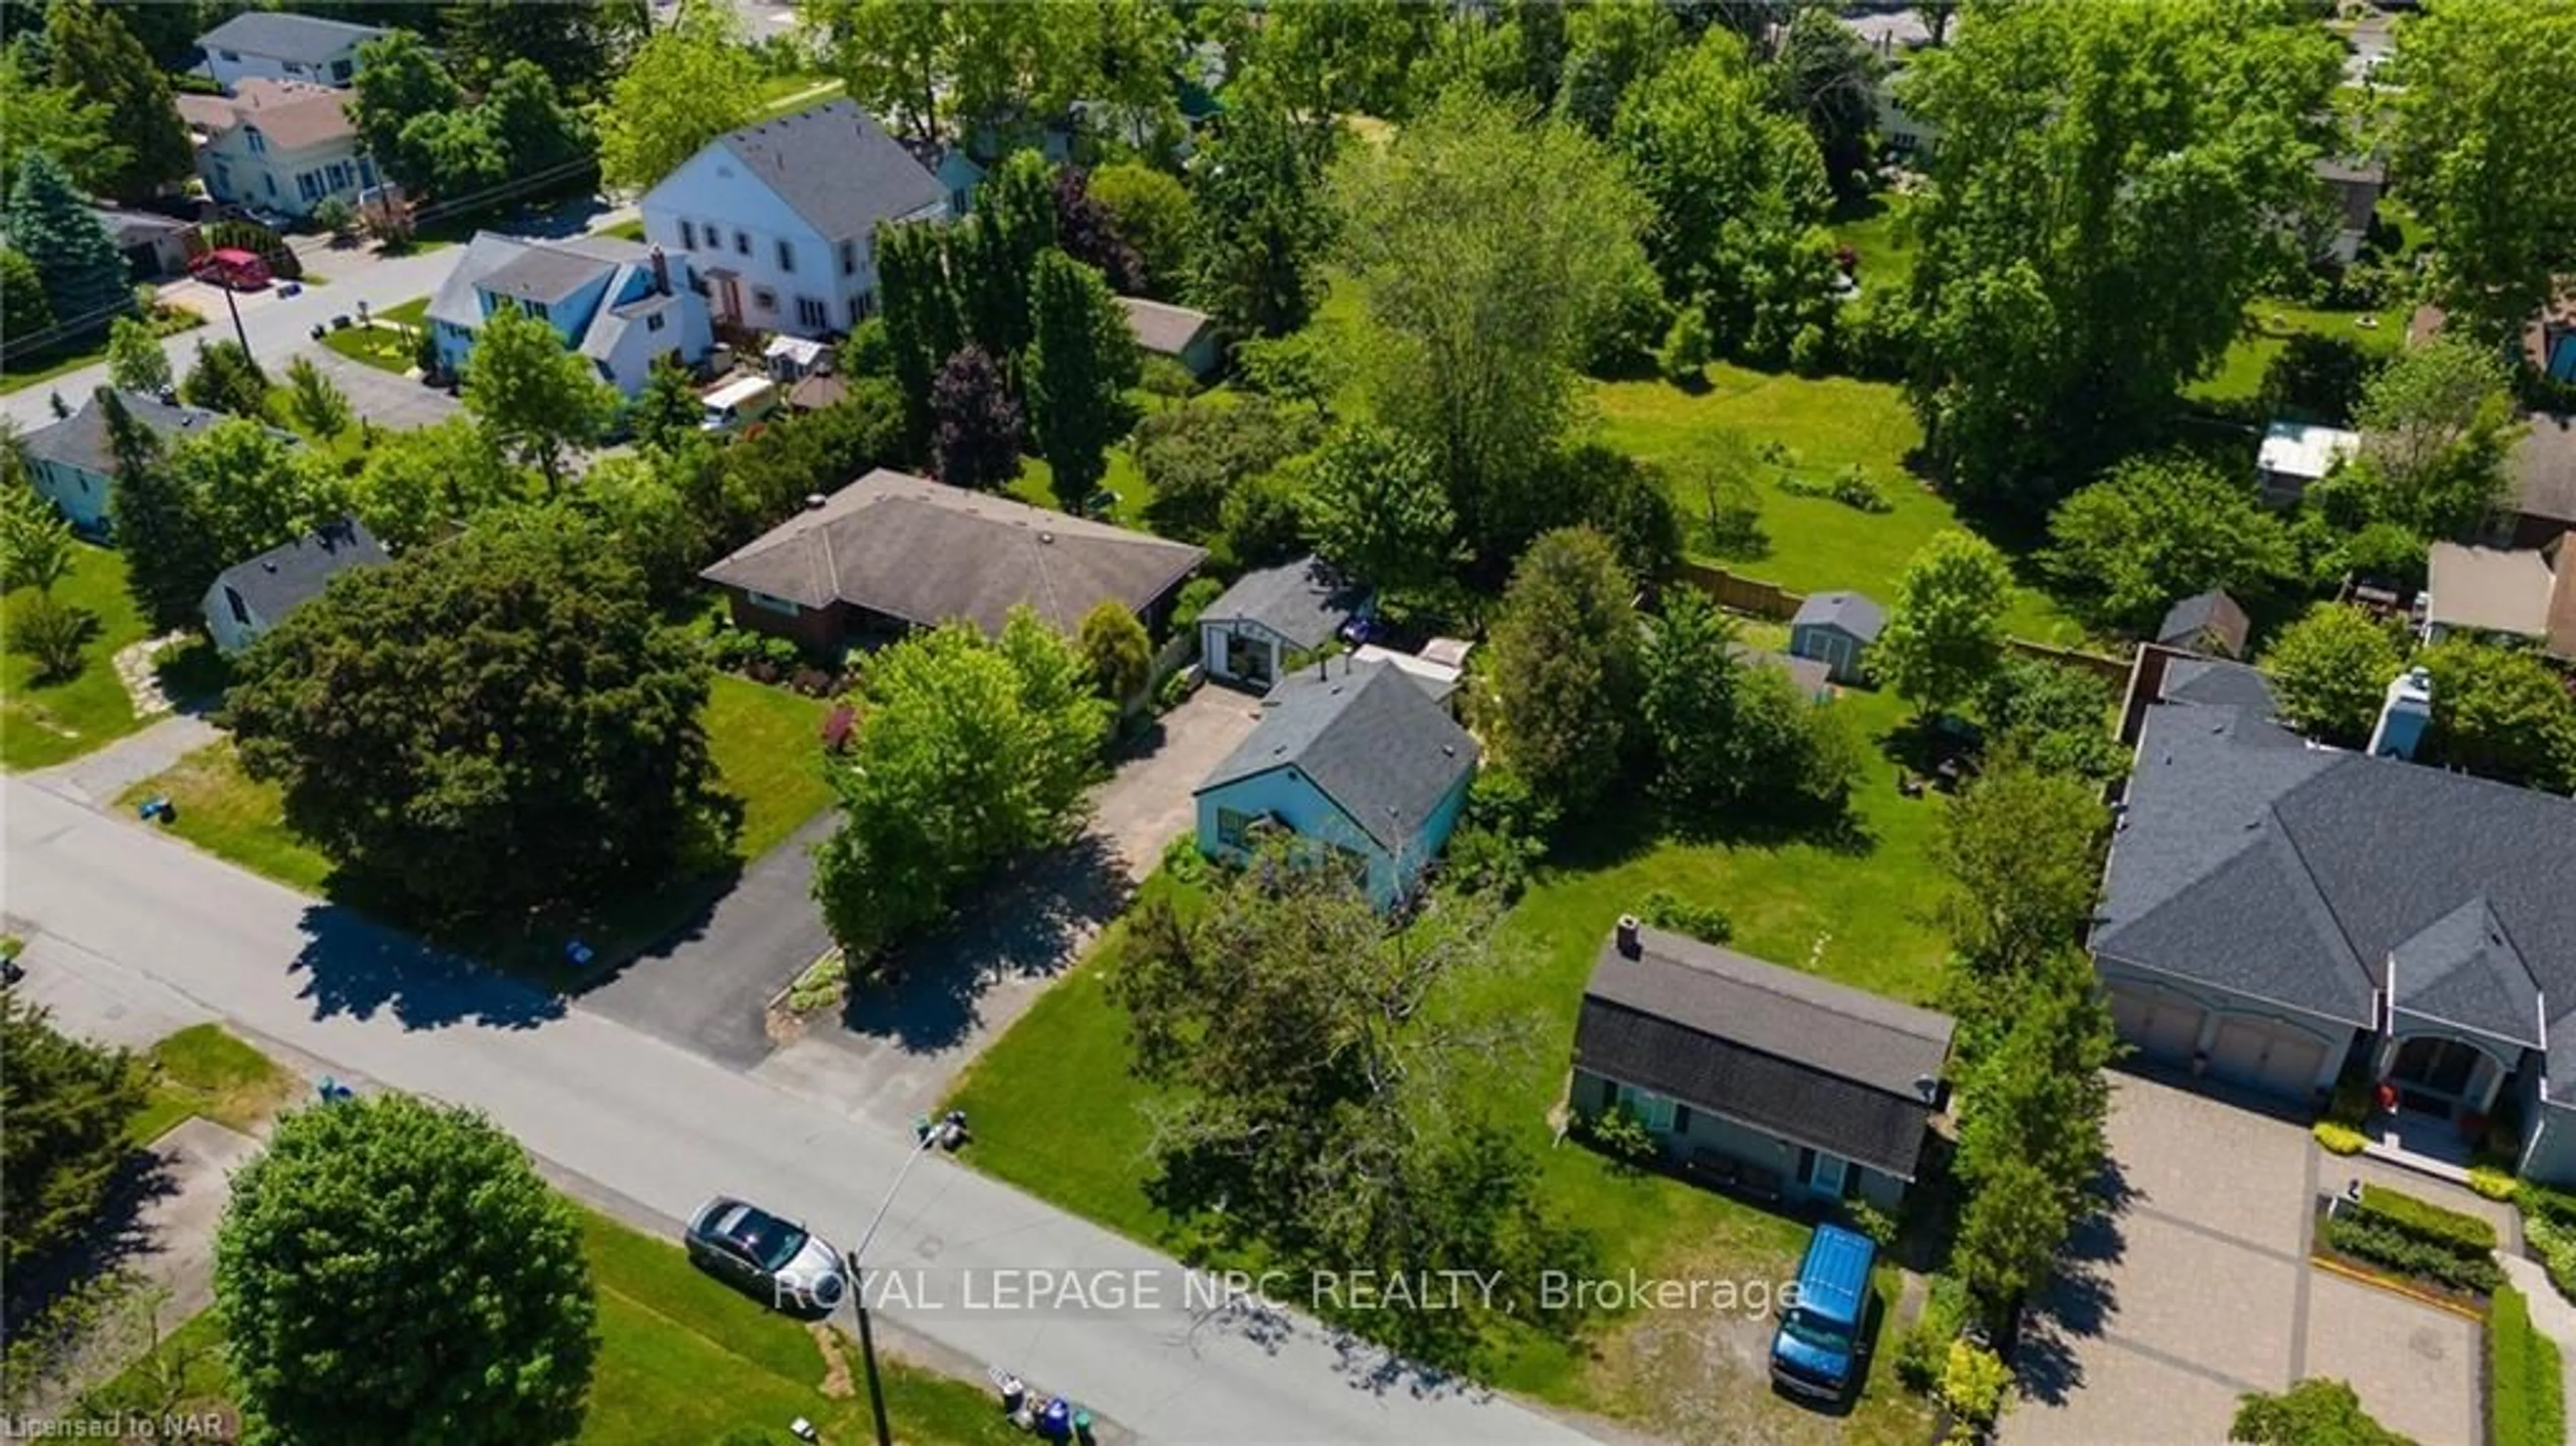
[597, 219, 647, 242]
[949, 681, 1947, 1442]
[1, 543, 154, 772]
[704, 673, 834, 860]
[317, 321, 417, 375]
[1833, 191, 1919, 291]
[125, 1023, 298, 1146]
[86, 1204, 1030, 1446]
[116, 742, 333, 893]
[2183, 296, 2409, 408]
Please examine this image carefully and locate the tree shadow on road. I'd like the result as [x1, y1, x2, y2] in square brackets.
[1, 1149, 179, 1331]
[2010, 1156, 2139, 1408]
[838, 832, 1133, 1054]
[288, 903, 567, 1031]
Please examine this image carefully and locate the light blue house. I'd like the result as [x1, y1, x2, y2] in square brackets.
[427, 232, 713, 396]
[1193, 657, 1479, 909]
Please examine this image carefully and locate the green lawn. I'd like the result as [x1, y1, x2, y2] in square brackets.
[117, 742, 333, 893]
[1, 543, 155, 771]
[2184, 297, 2409, 408]
[704, 673, 834, 860]
[125, 1023, 297, 1146]
[1833, 191, 1919, 292]
[1, 310, 207, 397]
[596, 219, 647, 242]
[87, 1205, 1032, 1446]
[317, 321, 417, 375]
[751, 73, 845, 121]
[949, 683, 1945, 1441]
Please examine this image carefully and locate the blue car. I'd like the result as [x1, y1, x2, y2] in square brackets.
[1770, 1222, 1876, 1401]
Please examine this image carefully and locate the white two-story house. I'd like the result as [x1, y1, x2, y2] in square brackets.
[639, 100, 949, 341]
[195, 11, 389, 92]
[177, 80, 375, 220]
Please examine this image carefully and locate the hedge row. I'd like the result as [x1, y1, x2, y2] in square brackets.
[2489, 1285, 2567, 1446]
[2353, 1182, 2500, 1255]
[2323, 1213, 2503, 1294]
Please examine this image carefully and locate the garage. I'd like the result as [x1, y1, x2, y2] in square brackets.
[2206, 1017, 2330, 1101]
[2108, 984, 2205, 1068]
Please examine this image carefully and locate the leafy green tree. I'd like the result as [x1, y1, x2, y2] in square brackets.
[347, 418, 527, 551]
[2044, 455, 2298, 634]
[2418, 640, 2576, 796]
[171, 419, 346, 562]
[215, 1094, 597, 1446]
[1936, 759, 2107, 999]
[441, 0, 639, 100]
[462, 302, 619, 489]
[812, 610, 1108, 961]
[1190, 89, 1332, 341]
[2345, 336, 2515, 539]
[2261, 605, 2408, 749]
[598, 0, 757, 191]
[1334, 88, 1650, 565]
[44, 0, 193, 202]
[223, 511, 725, 924]
[352, 32, 465, 192]
[104, 317, 172, 397]
[1254, 0, 1444, 156]
[808, 0, 948, 143]
[1975, 657, 2127, 786]
[0, 247, 55, 355]
[1301, 423, 1455, 601]
[631, 354, 704, 455]
[1639, 589, 1745, 809]
[179, 341, 270, 419]
[928, 345, 1023, 491]
[6, 150, 129, 346]
[875, 220, 964, 451]
[2229, 1378, 2413, 1446]
[0, 38, 125, 199]
[2390, 0, 2576, 351]
[570, 449, 708, 601]
[1076, 598, 1152, 705]
[0, 473, 73, 597]
[1134, 396, 1321, 543]
[1771, 5, 1880, 190]
[282, 357, 354, 441]
[1087, 162, 1195, 300]
[1483, 527, 1642, 819]
[103, 390, 221, 630]
[1904, 0, 2341, 502]
[1872, 529, 2013, 718]
[955, 151, 1056, 368]
[1554, 0, 1682, 137]
[0, 996, 145, 1272]
[483, 58, 596, 178]
[1025, 252, 1142, 511]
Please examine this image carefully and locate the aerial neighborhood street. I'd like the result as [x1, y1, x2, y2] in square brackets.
[3, 3, 2574, 1446]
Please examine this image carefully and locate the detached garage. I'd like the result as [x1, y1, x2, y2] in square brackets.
[1198, 555, 1368, 691]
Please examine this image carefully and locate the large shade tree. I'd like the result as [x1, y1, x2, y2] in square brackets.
[2043, 455, 2299, 635]
[462, 302, 621, 489]
[223, 511, 726, 924]
[1872, 529, 2014, 719]
[215, 1094, 597, 1446]
[597, 0, 757, 191]
[44, 0, 194, 203]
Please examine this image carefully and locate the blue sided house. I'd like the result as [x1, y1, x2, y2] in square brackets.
[1193, 657, 1479, 909]
[427, 232, 713, 397]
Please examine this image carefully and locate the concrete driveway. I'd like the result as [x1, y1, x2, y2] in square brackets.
[311, 351, 460, 432]
[2006, 1074, 2481, 1446]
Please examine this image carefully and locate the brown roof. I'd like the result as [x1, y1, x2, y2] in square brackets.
[699, 469, 1204, 635]
[1114, 296, 1214, 357]
[2512, 414, 2576, 527]
[786, 373, 850, 412]
[184, 78, 355, 152]
[2425, 541, 2559, 640]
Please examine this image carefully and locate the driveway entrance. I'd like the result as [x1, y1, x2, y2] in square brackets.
[2006, 1073, 2480, 1446]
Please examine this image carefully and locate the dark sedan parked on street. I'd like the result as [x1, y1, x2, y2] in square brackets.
[684, 1196, 847, 1315]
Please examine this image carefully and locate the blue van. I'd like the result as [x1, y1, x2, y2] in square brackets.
[1770, 1223, 1877, 1400]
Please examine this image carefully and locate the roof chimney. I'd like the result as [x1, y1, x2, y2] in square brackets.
[1614, 915, 1642, 959]
[649, 245, 670, 296]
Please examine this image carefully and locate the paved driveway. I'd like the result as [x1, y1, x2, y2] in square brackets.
[311, 351, 460, 432]
[2006, 1073, 2479, 1446]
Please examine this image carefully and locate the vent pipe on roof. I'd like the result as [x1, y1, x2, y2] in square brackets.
[1614, 915, 1641, 959]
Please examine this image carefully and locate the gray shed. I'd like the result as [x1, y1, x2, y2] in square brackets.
[1788, 590, 1884, 685]
[1197, 555, 1369, 689]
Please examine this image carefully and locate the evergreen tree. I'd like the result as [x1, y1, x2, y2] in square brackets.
[0, 248, 54, 357]
[5, 150, 130, 347]
[103, 389, 219, 630]
[1, 997, 148, 1272]
[1024, 252, 1140, 512]
[957, 152, 1057, 369]
[1191, 90, 1330, 340]
[180, 341, 272, 419]
[1482, 526, 1642, 818]
[44, 0, 194, 202]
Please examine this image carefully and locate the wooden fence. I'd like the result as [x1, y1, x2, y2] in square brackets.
[1674, 561, 2131, 685]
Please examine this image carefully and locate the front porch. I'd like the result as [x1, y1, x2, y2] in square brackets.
[2353, 1027, 2528, 1186]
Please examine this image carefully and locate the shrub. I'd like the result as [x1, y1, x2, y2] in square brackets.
[1941, 1339, 2011, 1430]
[1585, 1101, 1657, 1165]
[1896, 1274, 1969, 1394]
[2523, 1209, 2576, 1303]
[1828, 465, 1893, 513]
[1658, 304, 1711, 382]
[1153, 667, 1196, 714]
[1788, 322, 1830, 378]
[2490, 1284, 2567, 1446]
[1845, 1201, 1898, 1249]
[1638, 889, 1732, 945]
[1171, 575, 1224, 632]
[2352, 1183, 2499, 1255]
[2469, 1166, 2518, 1203]
[2312, 1122, 2367, 1156]
[2322, 1213, 2503, 1294]
[1440, 823, 1533, 903]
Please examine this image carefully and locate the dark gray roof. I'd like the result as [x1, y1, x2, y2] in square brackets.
[211, 517, 386, 622]
[2511, 414, 2576, 527]
[2156, 588, 2251, 657]
[197, 11, 388, 64]
[1576, 927, 1955, 1180]
[1727, 644, 1834, 697]
[1196, 657, 1479, 853]
[712, 101, 945, 242]
[700, 469, 1203, 636]
[1791, 589, 1884, 643]
[2100, 697, 2576, 1089]
[23, 389, 229, 478]
[2160, 656, 2283, 715]
[480, 245, 615, 306]
[1199, 555, 1365, 652]
[89, 205, 190, 246]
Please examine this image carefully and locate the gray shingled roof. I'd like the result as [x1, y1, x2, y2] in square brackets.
[1115, 296, 1215, 356]
[481, 245, 618, 306]
[1576, 926, 1955, 1180]
[710, 101, 945, 243]
[1196, 657, 1478, 853]
[2510, 414, 2576, 526]
[197, 11, 388, 65]
[2159, 657, 2284, 715]
[211, 517, 386, 623]
[700, 469, 1203, 636]
[1792, 589, 1884, 642]
[2156, 588, 2251, 657]
[1199, 555, 1365, 652]
[23, 389, 229, 478]
[2101, 691, 2576, 1092]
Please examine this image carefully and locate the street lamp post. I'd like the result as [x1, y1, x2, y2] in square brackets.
[843, 1128, 946, 1446]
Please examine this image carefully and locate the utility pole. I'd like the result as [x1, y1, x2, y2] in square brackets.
[843, 1129, 947, 1446]
[219, 278, 252, 359]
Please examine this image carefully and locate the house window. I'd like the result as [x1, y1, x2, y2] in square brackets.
[680, 219, 698, 249]
[733, 229, 750, 256]
[848, 290, 875, 325]
[262, 174, 277, 197]
[1614, 1084, 1676, 1133]
[1215, 807, 1260, 848]
[745, 590, 800, 616]
[751, 287, 777, 313]
[794, 296, 829, 331]
[645, 311, 665, 333]
[839, 239, 858, 276]
[246, 128, 268, 155]
[225, 587, 251, 626]
[297, 171, 323, 203]
[325, 162, 352, 191]
[776, 238, 795, 273]
[523, 300, 550, 323]
[219, 48, 240, 60]
[285, 61, 307, 75]
[330, 59, 353, 82]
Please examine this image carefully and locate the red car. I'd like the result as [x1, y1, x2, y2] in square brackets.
[189, 247, 273, 290]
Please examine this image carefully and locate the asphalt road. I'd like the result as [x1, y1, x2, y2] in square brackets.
[3, 773, 1601, 1445]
